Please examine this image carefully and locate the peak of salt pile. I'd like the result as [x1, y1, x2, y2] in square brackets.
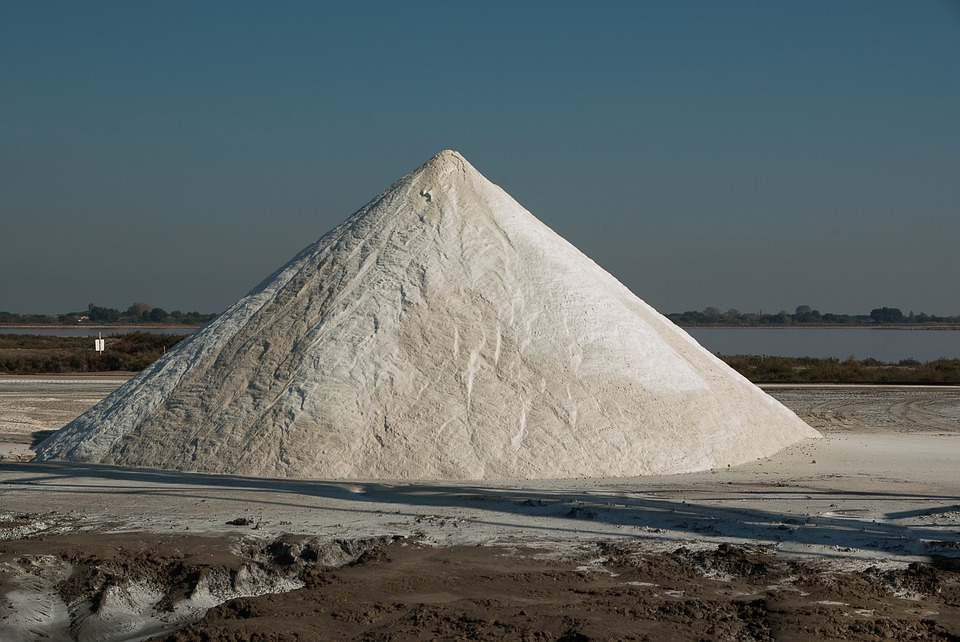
[36, 150, 819, 479]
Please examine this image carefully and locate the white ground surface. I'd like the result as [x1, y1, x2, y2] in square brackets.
[2, 378, 958, 565]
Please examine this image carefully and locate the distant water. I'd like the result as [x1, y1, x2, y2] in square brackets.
[1, 326, 197, 337]
[686, 327, 960, 362]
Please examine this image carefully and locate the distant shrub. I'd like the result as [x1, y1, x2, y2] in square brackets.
[0, 332, 188, 374]
[721, 354, 960, 384]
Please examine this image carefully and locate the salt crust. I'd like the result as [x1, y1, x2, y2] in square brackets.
[35, 151, 819, 479]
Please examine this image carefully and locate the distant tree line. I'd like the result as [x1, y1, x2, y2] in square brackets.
[0, 303, 217, 326]
[668, 305, 960, 327]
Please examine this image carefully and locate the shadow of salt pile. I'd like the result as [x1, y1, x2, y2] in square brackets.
[3, 461, 959, 562]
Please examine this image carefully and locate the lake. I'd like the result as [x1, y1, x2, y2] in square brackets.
[686, 327, 960, 362]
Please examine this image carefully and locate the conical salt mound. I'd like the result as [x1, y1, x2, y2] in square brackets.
[35, 151, 819, 479]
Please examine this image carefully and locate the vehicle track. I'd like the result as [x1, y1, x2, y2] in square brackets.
[765, 386, 960, 434]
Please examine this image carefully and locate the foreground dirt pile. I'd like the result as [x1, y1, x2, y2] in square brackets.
[0, 530, 397, 641]
[158, 540, 960, 641]
[4, 530, 958, 640]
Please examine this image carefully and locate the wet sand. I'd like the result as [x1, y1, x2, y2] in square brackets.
[1, 378, 958, 640]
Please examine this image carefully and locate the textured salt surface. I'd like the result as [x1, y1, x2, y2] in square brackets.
[34, 150, 818, 479]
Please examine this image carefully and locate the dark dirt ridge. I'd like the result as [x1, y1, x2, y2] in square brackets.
[158, 539, 960, 642]
[4, 531, 959, 641]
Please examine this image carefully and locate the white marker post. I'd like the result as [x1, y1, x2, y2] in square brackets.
[94, 333, 105, 355]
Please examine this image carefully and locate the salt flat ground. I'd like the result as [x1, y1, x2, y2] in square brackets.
[0, 375, 127, 461]
[0, 378, 957, 562]
[1, 377, 958, 640]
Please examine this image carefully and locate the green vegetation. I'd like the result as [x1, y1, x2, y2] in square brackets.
[668, 305, 960, 327]
[0, 303, 217, 327]
[0, 332, 189, 374]
[723, 355, 960, 384]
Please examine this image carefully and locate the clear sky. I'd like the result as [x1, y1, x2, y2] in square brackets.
[2, 1, 958, 316]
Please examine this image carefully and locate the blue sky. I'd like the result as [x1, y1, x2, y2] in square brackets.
[2, 1, 958, 315]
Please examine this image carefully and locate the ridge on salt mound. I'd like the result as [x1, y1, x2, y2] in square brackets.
[35, 150, 819, 479]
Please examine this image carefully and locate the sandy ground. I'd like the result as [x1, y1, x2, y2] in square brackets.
[0, 377, 958, 640]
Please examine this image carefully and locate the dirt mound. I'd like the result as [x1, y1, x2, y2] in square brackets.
[164, 541, 960, 641]
[0, 531, 396, 641]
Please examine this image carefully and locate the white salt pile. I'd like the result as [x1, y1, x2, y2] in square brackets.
[35, 151, 819, 479]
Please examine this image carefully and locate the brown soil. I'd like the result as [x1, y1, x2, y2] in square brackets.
[5, 531, 958, 640]
[159, 539, 960, 642]
[0, 532, 240, 612]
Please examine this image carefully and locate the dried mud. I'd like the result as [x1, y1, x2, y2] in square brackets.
[4, 532, 958, 641]
[166, 539, 960, 641]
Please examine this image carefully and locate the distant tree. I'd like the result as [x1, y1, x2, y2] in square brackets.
[668, 310, 707, 325]
[771, 310, 792, 324]
[148, 307, 168, 323]
[794, 305, 822, 323]
[870, 307, 905, 324]
[88, 305, 120, 322]
[126, 303, 152, 319]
